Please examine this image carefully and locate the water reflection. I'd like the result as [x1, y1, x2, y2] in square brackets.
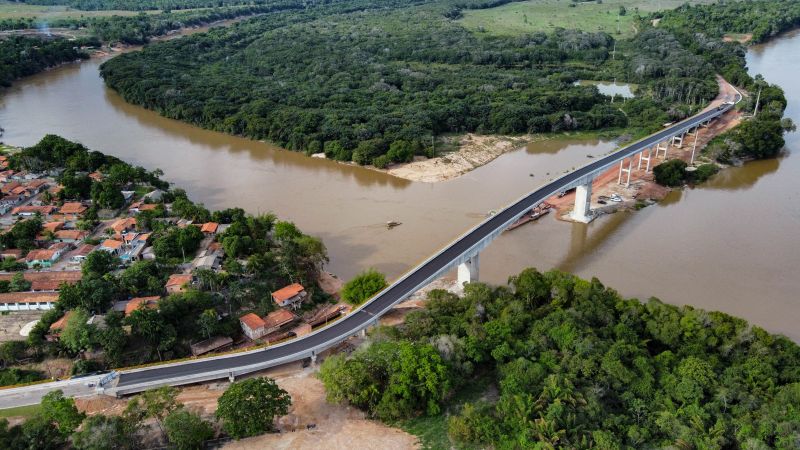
[576, 80, 637, 98]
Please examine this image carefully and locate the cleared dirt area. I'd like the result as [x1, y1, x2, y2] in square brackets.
[224, 368, 419, 450]
[0, 312, 42, 342]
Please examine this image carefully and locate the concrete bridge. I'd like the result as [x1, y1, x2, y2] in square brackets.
[0, 91, 741, 406]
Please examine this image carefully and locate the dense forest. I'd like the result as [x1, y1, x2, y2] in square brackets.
[320, 269, 800, 447]
[99, 0, 726, 166]
[0, 35, 95, 87]
[658, 0, 800, 44]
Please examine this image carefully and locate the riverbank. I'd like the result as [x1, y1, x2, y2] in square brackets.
[373, 130, 619, 183]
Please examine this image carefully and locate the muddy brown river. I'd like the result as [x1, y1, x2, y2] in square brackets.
[0, 31, 798, 339]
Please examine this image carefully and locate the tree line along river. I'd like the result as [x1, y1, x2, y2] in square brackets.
[0, 30, 798, 340]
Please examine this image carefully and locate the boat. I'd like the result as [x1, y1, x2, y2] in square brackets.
[386, 221, 402, 229]
[506, 203, 552, 231]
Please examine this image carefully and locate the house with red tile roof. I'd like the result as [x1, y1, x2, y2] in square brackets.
[200, 222, 219, 234]
[12, 205, 57, 217]
[54, 229, 89, 243]
[48, 311, 74, 337]
[271, 283, 308, 309]
[25, 248, 61, 269]
[71, 244, 95, 263]
[263, 309, 297, 335]
[125, 296, 161, 316]
[110, 217, 137, 234]
[59, 202, 87, 216]
[43, 222, 65, 233]
[99, 239, 124, 255]
[166, 274, 193, 294]
[239, 313, 266, 340]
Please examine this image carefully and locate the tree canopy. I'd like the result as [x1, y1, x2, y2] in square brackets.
[322, 268, 800, 447]
[341, 269, 387, 306]
[215, 377, 291, 439]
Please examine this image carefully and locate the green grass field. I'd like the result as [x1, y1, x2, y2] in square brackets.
[0, 403, 40, 419]
[0, 1, 162, 19]
[460, 0, 719, 38]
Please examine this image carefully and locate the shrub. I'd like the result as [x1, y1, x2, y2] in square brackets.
[692, 163, 719, 183]
[653, 159, 688, 187]
[372, 155, 392, 169]
[341, 269, 387, 306]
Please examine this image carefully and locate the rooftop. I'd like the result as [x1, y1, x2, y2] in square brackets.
[0, 291, 59, 305]
[49, 310, 73, 332]
[72, 244, 95, 258]
[26, 249, 57, 262]
[272, 283, 305, 302]
[264, 309, 296, 329]
[43, 222, 65, 233]
[59, 202, 87, 215]
[201, 222, 219, 233]
[166, 273, 192, 288]
[125, 296, 161, 316]
[100, 239, 123, 250]
[240, 312, 265, 330]
[111, 217, 137, 233]
[55, 230, 88, 241]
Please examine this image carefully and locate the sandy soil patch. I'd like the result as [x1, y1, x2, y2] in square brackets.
[317, 271, 343, 299]
[387, 133, 537, 183]
[723, 33, 753, 44]
[0, 312, 43, 342]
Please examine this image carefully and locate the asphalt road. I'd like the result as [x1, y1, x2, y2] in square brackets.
[115, 101, 736, 390]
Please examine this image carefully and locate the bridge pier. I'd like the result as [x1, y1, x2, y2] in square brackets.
[457, 254, 480, 286]
[570, 180, 593, 223]
[690, 126, 700, 164]
[638, 148, 652, 172]
[671, 132, 685, 149]
[617, 157, 632, 187]
[655, 141, 669, 159]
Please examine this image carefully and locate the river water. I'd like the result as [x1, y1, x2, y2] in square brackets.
[0, 31, 798, 339]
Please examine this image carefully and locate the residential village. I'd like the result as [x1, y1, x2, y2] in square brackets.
[0, 136, 340, 381]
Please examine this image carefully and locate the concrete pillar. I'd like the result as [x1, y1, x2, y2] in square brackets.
[570, 181, 593, 223]
[671, 133, 685, 149]
[457, 254, 480, 286]
[690, 127, 700, 164]
[638, 148, 652, 172]
[228, 372, 234, 382]
[617, 158, 632, 187]
[655, 141, 669, 159]
[310, 351, 317, 365]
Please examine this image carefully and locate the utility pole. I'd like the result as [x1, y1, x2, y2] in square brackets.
[753, 86, 762, 117]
